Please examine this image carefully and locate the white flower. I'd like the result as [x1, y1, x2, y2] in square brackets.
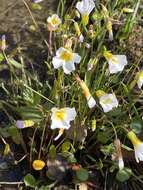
[47, 14, 61, 31]
[99, 93, 118, 112]
[76, 0, 95, 25]
[127, 131, 143, 163]
[51, 107, 77, 130]
[137, 71, 143, 89]
[52, 47, 81, 74]
[108, 55, 127, 74]
[104, 51, 127, 74]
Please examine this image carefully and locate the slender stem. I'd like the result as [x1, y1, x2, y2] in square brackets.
[38, 119, 48, 159]
[30, 127, 38, 167]
[49, 31, 53, 55]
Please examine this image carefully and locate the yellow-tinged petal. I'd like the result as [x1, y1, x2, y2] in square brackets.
[123, 8, 134, 13]
[32, 160, 45, 170]
[4, 143, 11, 156]
[95, 90, 106, 98]
[74, 22, 81, 36]
[127, 131, 142, 147]
[82, 14, 89, 26]
[103, 50, 113, 61]
[55, 109, 66, 121]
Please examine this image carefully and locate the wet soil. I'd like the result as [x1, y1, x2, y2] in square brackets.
[0, 0, 56, 47]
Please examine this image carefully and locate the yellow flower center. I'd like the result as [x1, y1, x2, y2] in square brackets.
[55, 109, 66, 121]
[60, 49, 73, 62]
[127, 131, 142, 147]
[82, 13, 89, 26]
[51, 17, 59, 25]
[104, 51, 117, 64]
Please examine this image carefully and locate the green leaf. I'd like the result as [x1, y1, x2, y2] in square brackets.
[116, 168, 132, 182]
[24, 174, 37, 188]
[39, 186, 50, 190]
[0, 53, 4, 62]
[17, 106, 42, 122]
[49, 145, 56, 160]
[76, 168, 89, 182]
[100, 144, 114, 156]
[8, 126, 21, 144]
[97, 132, 109, 144]
[0, 127, 10, 138]
[8, 58, 23, 69]
[130, 119, 143, 134]
[62, 141, 71, 152]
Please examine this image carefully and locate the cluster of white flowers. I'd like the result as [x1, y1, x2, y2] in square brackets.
[16, 0, 143, 168]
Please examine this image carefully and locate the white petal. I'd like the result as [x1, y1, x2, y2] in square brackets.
[56, 47, 65, 57]
[73, 53, 81, 63]
[51, 119, 70, 130]
[86, 0, 95, 14]
[52, 57, 63, 69]
[108, 55, 127, 74]
[76, 1, 84, 14]
[109, 30, 113, 41]
[135, 144, 143, 162]
[87, 96, 96, 108]
[119, 157, 124, 170]
[101, 103, 113, 112]
[62, 61, 75, 74]
[51, 107, 58, 113]
[47, 16, 52, 23]
[99, 94, 118, 112]
[79, 34, 84, 43]
[64, 107, 77, 121]
[137, 78, 143, 89]
[76, 0, 95, 15]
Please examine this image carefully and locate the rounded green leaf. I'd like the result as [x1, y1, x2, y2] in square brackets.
[130, 119, 143, 134]
[62, 141, 71, 152]
[76, 168, 89, 182]
[24, 174, 36, 188]
[49, 145, 56, 160]
[116, 168, 132, 182]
